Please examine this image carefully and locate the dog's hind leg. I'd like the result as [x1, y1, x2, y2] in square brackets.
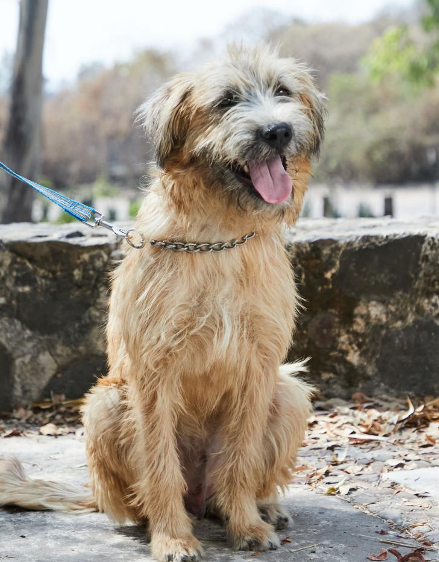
[82, 378, 142, 524]
[256, 363, 313, 530]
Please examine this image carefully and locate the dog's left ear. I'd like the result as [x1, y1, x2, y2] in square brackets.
[296, 66, 327, 157]
[139, 73, 194, 168]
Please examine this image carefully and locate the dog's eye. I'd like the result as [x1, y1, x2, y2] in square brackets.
[275, 86, 291, 97]
[217, 92, 239, 109]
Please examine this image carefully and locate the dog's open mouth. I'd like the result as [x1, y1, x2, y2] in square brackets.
[231, 155, 292, 204]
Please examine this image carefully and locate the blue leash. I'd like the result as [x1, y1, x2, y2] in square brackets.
[0, 160, 145, 248]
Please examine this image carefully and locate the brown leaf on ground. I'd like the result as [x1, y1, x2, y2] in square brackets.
[295, 465, 311, 472]
[401, 399, 439, 429]
[2, 428, 21, 438]
[352, 392, 372, 404]
[31, 400, 57, 410]
[281, 537, 292, 544]
[367, 549, 388, 560]
[388, 548, 425, 562]
[397, 398, 415, 424]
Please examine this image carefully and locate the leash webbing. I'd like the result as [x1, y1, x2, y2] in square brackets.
[0, 159, 257, 253]
[0, 160, 100, 224]
[0, 160, 145, 248]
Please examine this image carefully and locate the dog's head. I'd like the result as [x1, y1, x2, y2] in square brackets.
[140, 45, 326, 224]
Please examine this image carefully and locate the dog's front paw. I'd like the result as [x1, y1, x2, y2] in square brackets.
[258, 503, 292, 530]
[228, 521, 280, 552]
[151, 534, 203, 562]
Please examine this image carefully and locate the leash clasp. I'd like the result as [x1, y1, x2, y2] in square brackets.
[94, 216, 145, 249]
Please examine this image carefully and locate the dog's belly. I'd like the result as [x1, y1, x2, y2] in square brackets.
[178, 431, 224, 517]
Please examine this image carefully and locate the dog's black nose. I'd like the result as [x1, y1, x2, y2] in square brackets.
[260, 123, 293, 150]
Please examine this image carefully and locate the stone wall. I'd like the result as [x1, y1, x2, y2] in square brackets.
[0, 218, 438, 410]
[0, 223, 120, 411]
[287, 219, 439, 399]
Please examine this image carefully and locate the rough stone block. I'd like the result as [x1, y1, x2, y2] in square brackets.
[287, 218, 439, 398]
[0, 223, 120, 411]
[0, 218, 438, 410]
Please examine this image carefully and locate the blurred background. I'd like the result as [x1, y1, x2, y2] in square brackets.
[1, 0, 439, 224]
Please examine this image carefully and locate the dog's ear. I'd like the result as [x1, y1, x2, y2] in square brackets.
[139, 73, 194, 168]
[295, 66, 327, 157]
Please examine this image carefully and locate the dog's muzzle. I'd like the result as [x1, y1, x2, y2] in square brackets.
[259, 123, 293, 151]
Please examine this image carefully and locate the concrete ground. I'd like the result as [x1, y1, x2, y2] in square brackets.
[0, 433, 438, 562]
[1, 394, 438, 562]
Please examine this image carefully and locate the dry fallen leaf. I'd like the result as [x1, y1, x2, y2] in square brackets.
[385, 459, 406, 468]
[352, 392, 372, 404]
[39, 423, 59, 436]
[388, 548, 425, 562]
[339, 484, 358, 496]
[349, 434, 389, 443]
[31, 400, 56, 410]
[295, 465, 311, 472]
[332, 447, 348, 463]
[398, 398, 415, 424]
[281, 537, 292, 544]
[1, 428, 21, 438]
[367, 548, 388, 560]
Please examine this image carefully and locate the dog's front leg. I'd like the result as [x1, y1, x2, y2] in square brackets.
[214, 364, 280, 551]
[129, 377, 203, 562]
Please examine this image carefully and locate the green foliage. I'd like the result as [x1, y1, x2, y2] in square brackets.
[364, 0, 439, 87]
[37, 175, 54, 189]
[129, 199, 141, 219]
[323, 196, 340, 218]
[357, 203, 375, 218]
[55, 211, 76, 224]
[423, 0, 439, 32]
[314, 71, 439, 184]
[364, 25, 438, 87]
[92, 175, 120, 198]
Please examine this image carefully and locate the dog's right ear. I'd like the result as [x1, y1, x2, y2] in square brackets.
[138, 74, 194, 168]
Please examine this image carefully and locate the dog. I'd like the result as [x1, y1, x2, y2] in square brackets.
[0, 45, 325, 562]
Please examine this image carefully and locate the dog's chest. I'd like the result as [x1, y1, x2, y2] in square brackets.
[112, 237, 297, 377]
[183, 247, 297, 368]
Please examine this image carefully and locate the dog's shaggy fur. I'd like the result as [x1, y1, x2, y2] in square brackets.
[0, 45, 325, 562]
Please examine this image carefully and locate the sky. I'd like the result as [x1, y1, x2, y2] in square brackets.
[0, 0, 415, 89]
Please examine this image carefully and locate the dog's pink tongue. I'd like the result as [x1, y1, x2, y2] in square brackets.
[248, 156, 292, 204]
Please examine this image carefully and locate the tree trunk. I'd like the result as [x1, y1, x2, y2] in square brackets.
[1, 0, 49, 224]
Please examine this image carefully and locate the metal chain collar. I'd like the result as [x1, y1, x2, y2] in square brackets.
[150, 231, 257, 253]
[0, 161, 256, 253]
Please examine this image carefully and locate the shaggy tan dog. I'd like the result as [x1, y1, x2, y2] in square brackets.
[0, 45, 325, 562]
